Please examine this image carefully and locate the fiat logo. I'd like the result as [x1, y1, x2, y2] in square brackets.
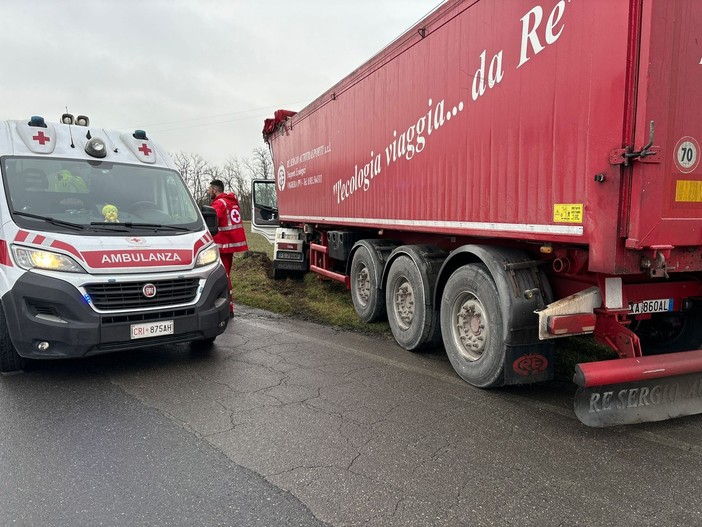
[142, 284, 157, 298]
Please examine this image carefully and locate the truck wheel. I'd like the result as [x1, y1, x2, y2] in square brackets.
[385, 255, 438, 351]
[440, 264, 504, 388]
[0, 304, 26, 373]
[350, 246, 386, 322]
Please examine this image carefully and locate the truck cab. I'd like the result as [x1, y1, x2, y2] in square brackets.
[251, 178, 306, 279]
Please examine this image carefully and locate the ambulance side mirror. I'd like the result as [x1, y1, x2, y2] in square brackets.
[201, 205, 219, 237]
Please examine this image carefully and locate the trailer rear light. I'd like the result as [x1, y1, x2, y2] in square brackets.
[547, 313, 596, 335]
[277, 242, 299, 250]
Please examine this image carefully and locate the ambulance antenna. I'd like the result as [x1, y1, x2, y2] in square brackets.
[65, 106, 75, 148]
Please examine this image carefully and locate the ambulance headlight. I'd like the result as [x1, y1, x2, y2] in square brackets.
[195, 245, 219, 268]
[11, 246, 86, 273]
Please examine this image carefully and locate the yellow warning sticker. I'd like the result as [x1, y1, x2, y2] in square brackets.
[675, 180, 702, 202]
[553, 204, 583, 223]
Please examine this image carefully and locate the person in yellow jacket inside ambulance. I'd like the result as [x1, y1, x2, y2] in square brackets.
[207, 179, 248, 317]
[49, 169, 88, 193]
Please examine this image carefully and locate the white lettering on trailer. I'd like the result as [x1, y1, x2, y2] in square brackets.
[518, 1, 568, 68]
[101, 253, 182, 264]
[587, 379, 702, 413]
[472, 49, 505, 101]
[329, 0, 574, 206]
[286, 144, 331, 169]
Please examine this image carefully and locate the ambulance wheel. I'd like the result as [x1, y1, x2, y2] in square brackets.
[385, 255, 438, 351]
[0, 304, 26, 373]
[440, 264, 505, 388]
[350, 246, 386, 322]
[191, 337, 216, 352]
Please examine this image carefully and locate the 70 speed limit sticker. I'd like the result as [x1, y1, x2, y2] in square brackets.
[674, 136, 700, 173]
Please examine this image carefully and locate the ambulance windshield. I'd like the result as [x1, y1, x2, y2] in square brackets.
[1, 157, 203, 234]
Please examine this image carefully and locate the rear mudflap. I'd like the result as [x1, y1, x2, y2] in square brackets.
[574, 350, 702, 427]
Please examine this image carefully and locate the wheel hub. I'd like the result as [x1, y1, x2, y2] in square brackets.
[394, 280, 415, 328]
[455, 298, 487, 361]
[356, 266, 370, 306]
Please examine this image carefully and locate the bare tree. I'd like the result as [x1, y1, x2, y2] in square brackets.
[171, 147, 274, 220]
[172, 152, 217, 206]
[251, 146, 274, 180]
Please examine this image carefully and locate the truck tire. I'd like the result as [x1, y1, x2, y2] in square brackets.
[350, 245, 386, 322]
[385, 255, 438, 351]
[0, 303, 26, 373]
[440, 264, 504, 388]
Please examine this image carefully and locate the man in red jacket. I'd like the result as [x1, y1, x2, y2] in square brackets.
[208, 179, 248, 316]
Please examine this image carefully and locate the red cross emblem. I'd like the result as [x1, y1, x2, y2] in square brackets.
[230, 209, 241, 224]
[33, 131, 50, 145]
[138, 143, 152, 156]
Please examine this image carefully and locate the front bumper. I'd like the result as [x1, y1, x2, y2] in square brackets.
[2, 266, 230, 359]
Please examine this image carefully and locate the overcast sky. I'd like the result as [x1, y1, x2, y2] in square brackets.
[2, 1, 443, 167]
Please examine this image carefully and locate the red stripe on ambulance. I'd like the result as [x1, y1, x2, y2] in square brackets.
[0, 241, 13, 267]
[50, 240, 84, 261]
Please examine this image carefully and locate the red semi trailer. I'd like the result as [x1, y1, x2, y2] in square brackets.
[254, 0, 702, 426]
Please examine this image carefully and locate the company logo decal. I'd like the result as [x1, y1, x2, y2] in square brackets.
[126, 237, 146, 245]
[277, 164, 286, 191]
[513, 354, 549, 376]
[230, 208, 241, 224]
[142, 283, 157, 298]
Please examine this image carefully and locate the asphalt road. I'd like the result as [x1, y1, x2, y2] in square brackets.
[2, 305, 702, 526]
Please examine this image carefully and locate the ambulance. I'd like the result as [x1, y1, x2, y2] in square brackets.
[0, 115, 231, 372]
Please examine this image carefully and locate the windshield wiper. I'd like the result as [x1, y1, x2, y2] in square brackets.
[14, 211, 86, 231]
[89, 221, 190, 232]
[124, 222, 191, 232]
[88, 222, 131, 232]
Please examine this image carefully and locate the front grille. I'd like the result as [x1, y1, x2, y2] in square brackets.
[84, 279, 200, 310]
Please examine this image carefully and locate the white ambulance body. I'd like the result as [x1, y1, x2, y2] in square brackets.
[0, 115, 230, 372]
